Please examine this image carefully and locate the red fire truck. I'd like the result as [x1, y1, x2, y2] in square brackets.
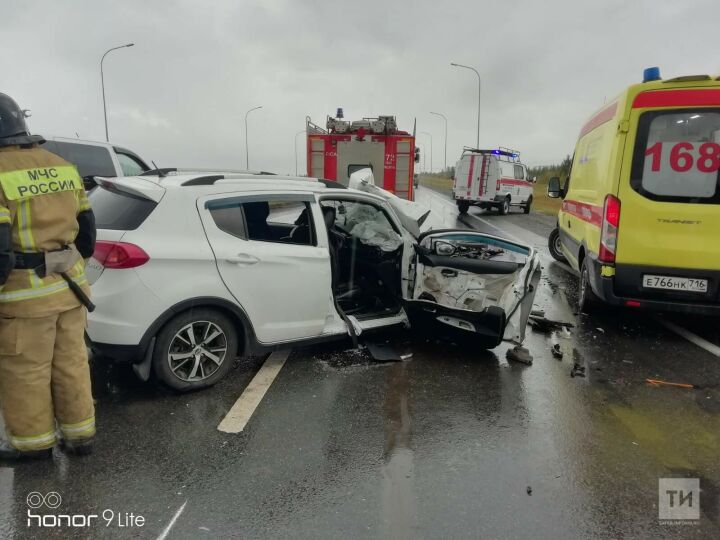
[306, 110, 418, 200]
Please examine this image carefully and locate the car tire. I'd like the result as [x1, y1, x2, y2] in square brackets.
[457, 201, 470, 214]
[152, 308, 239, 392]
[523, 196, 533, 214]
[498, 197, 510, 215]
[548, 228, 567, 262]
[578, 257, 601, 314]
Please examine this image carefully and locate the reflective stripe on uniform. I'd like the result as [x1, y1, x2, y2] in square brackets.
[10, 430, 57, 451]
[77, 190, 91, 213]
[17, 199, 36, 250]
[59, 417, 96, 440]
[27, 268, 42, 289]
[0, 273, 87, 303]
[0, 207, 9, 225]
[0, 165, 83, 201]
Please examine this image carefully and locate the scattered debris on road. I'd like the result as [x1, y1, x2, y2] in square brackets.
[571, 363, 586, 378]
[645, 378, 695, 389]
[528, 314, 574, 333]
[506, 345, 533, 365]
[365, 342, 405, 362]
[551, 343, 564, 359]
[526, 486, 533, 496]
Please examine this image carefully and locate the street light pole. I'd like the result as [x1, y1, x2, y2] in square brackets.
[420, 131, 433, 173]
[244, 106, 263, 169]
[101, 43, 134, 142]
[294, 129, 305, 176]
[450, 62, 480, 148]
[430, 111, 447, 172]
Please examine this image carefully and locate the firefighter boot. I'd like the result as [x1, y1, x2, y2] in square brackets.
[0, 440, 53, 461]
[59, 436, 94, 456]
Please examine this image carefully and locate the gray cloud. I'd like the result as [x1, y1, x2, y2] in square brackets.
[3, 0, 718, 172]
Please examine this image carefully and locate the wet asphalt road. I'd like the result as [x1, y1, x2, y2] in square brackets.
[1, 186, 720, 539]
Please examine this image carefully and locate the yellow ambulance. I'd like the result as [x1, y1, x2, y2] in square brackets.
[548, 68, 720, 313]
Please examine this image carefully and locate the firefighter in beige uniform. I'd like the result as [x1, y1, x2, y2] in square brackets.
[0, 93, 96, 461]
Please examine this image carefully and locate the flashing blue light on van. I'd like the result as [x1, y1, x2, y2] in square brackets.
[643, 67, 661, 83]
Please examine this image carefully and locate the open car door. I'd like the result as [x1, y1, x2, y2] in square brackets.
[406, 230, 541, 348]
[348, 168, 542, 348]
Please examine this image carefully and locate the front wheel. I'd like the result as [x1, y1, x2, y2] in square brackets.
[153, 308, 239, 392]
[523, 196, 533, 214]
[498, 198, 510, 215]
[548, 228, 567, 262]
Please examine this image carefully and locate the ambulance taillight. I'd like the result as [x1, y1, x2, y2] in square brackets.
[599, 195, 621, 263]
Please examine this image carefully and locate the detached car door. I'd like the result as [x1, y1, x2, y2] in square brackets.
[405, 230, 541, 347]
[197, 192, 333, 343]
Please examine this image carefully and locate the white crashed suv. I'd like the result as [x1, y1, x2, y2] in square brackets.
[86, 169, 541, 391]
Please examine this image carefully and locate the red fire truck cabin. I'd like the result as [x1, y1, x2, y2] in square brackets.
[306, 111, 416, 200]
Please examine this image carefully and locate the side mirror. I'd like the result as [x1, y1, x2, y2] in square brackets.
[547, 176, 562, 198]
[434, 240, 456, 256]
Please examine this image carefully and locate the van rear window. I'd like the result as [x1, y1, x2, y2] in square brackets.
[631, 109, 720, 203]
[43, 140, 116, 178]
[89, 186, 157, 230]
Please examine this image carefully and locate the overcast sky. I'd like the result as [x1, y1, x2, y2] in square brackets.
[4, 0, 719, 173]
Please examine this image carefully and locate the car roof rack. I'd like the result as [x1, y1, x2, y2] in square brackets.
[141, 167, 277, 177]
[181, 175, 224, 186]
[179, 174, 346, 188]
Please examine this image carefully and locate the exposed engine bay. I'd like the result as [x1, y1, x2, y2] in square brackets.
[418, 240, 522, 311]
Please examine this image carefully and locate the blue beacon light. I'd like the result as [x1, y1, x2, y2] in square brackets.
[643, 67, 661, 83]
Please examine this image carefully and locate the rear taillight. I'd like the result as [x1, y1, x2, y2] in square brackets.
[93, 241, 150, 269]
[598, 195, 621, 263]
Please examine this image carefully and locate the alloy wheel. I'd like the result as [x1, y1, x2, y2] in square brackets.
[166, 321, 228, 382]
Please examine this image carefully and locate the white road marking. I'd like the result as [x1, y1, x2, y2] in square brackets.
[217, 350, 291, 433]
[656, 318, 720, 358]
[156, 501, 187, 540]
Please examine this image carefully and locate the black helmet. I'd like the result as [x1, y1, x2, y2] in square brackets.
[0, 93, 44, 147]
